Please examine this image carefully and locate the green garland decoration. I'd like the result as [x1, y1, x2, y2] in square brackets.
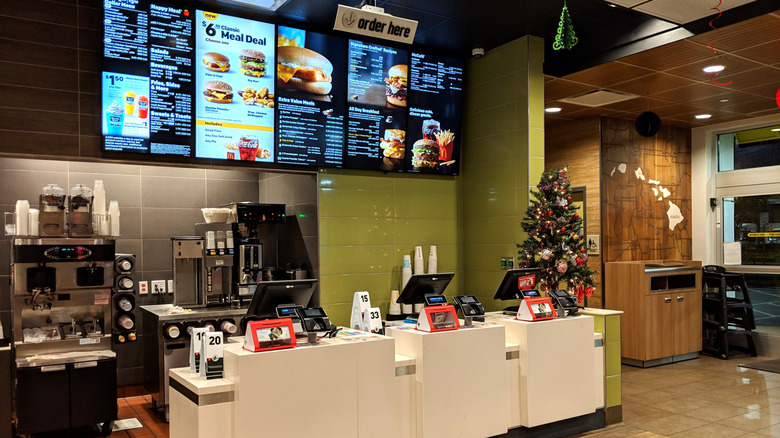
[553, 0, 578, 51]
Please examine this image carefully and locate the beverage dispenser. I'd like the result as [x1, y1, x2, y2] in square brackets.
[39, 184, 66, 237]
[67, 184, 93, 237]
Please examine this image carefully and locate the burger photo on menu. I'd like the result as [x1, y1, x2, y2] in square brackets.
[239, 49, 267, 77]
[380, 129, 405, 169]
[203, 80, 233, 103]
[276, 46, 333, 95]
[202, 52, 230, 73]
[412, 139, 439, 168]
[385, 64, 407, 107]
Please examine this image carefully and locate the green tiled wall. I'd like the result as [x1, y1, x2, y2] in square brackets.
[586, 312, 623, 410]
[462, 35, 545, 309]
[316, 35, 546, 323]
[318, 169, 460, 326]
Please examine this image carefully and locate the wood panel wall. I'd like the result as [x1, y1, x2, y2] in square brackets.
[545, 117, 603, 307]
[600, 117, 692, 264]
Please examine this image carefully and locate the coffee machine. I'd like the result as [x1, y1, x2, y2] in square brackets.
[222, 202, 286, 298]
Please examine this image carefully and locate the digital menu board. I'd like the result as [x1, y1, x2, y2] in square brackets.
[407, 52, 463, 175]
[194, 10, 275, 162]
[102, 0, 463, 175]
[275, 27, 347, 168]
[102, 1, 194, 156]
[346, 40, 408, 172]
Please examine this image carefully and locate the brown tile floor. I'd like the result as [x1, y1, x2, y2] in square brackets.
[39, 354, 780, 437]
[573, 354, 780, 438]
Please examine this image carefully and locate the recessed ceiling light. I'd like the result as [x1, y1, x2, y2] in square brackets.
[719, 99, 729, 103]
[703, 65, 725, 74]
[545, 107, 562, 113]
[608, 3, 616, 7]
[772, 128, 780, 132]
[695, 114, 712, 119]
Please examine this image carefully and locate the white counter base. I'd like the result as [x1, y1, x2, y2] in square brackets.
[388, 323, 508, 438]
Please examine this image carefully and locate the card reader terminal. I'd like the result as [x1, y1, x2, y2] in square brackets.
[547, 290, 580, 317]
[276, 304, 304, 334]
[295, 307, 334, 332]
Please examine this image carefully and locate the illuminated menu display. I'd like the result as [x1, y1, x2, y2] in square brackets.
[102, 0, 463, 175]
[194, 10, 275, 162]
[275, 27, 346, 167]
[102, 1, 194, 156]
[407, 52, 464, 175]
[346, 40, 408, 172]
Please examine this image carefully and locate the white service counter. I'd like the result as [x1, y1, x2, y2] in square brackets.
[486, 313, 598, 428]
[387, 323, 508, 438]
[169, 332, 396, 438]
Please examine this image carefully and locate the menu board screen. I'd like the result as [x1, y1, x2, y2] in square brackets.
[407, 52, 463, 175]
[275, 27, 347, 168]
[194, 10, 275, 162]
[346, 40, 408, 172]
[101, 0, 463, 175]
[102, 0, 195, 156]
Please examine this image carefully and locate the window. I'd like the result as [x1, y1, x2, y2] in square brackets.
[717, 125, 780, 172]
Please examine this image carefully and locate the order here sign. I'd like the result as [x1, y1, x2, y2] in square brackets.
[333, 5, 418, 45]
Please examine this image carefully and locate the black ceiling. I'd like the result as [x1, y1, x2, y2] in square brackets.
[206, 0, 779, 77]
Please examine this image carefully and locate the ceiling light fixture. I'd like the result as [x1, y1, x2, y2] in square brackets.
[695, 114, 712, 119]
[545, 107, 562, 113]
[772, 128, 780, 132]
[702, 65, 725, 74]
[719, 99, 729, 103]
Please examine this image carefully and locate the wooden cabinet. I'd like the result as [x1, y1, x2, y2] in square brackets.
[605, 260, 701, 367]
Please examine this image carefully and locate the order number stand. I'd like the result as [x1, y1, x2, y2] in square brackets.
[417, 304, 460, 332]
[516, 297, 557, 322]
[350, 291, 383, 334]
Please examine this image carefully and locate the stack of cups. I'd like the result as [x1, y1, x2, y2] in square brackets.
[93, 180, 107, 235]
[109, 201, 120, 237]
[428, 246, 438, 274]
[401, 255, 413, 314]
[14, 200, 30, 236]
[413, 246, 425, 312]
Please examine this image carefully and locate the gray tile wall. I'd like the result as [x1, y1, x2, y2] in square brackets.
[0, 159, 319, 385]
[259, 171, 320, 303]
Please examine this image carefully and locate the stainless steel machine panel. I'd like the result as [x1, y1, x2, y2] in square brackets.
[141, 304, 247, 416]
[12, 238, 115, 358]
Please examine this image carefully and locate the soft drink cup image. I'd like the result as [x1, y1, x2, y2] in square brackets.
[137, 95, 149, 119]
[105, 100, 124, 135]
[238, 136, 259, 161]
[124, 91, 136, 115]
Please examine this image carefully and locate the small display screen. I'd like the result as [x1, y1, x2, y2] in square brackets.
[276, 307, 298, 316]
[303, 307, 326, 317]
[530, 302, 554, 318]
[521, 289, 541, 298]
[458, 295, 477, 304]
[255, 325, 292, 348]
[426, 295, 447, 304]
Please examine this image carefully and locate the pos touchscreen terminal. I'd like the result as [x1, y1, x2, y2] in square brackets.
[493, 268, 541, 314]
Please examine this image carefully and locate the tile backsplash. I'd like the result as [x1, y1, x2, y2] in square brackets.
[0, 157, 317, 310]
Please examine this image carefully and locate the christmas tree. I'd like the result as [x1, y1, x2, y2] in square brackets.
[517, 167, 596, 304]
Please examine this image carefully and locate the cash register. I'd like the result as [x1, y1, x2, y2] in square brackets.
[397, 273, 459, 332]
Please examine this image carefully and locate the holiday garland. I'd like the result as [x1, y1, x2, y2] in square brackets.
[517, 167, 596, 304]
